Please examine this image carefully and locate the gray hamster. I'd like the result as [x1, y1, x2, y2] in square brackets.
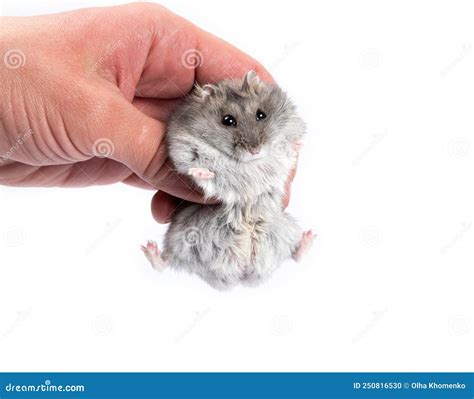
[142, 71, 314, 289]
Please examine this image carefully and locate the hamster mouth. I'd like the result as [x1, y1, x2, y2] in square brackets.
[237, 148, 267, 163]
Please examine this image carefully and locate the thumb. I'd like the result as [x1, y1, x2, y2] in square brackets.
[84, 96, 203, 201]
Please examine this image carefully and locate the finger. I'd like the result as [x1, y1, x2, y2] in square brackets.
[282, 152, 299, 208]
[282, 169, 295, 209]
[291, 145, 300, 181]
[0, 158, 131, 188]
[122, 173, 155, 190]
[288, 163, 298, 183]
[84, 94, 209, 202]
[282, 182, 291, 209]
[151, 190, 188, 224]
[153, 159, 213, 203]
[132, 97, 181, 122]
[135, 5, 274, 98]
[193, 27, 274, 85]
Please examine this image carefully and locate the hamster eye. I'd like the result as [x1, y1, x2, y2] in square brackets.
[256, 109, 267, 121]
[222, 115, 237, 127]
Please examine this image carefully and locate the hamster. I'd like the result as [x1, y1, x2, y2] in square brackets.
[142, 71, 314, 289]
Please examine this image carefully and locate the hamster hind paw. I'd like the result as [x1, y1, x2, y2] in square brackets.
[141, 240, 166, 271]
[188, 167, 215, 179]
[292, 230, 316, 262]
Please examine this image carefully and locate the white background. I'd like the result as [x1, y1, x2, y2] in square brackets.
[1, 0, 473, 371]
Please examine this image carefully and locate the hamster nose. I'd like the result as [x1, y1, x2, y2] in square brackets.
[249, 147, 261, 155]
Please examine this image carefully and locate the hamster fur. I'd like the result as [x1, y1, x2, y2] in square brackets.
[142, 71, 314, 289]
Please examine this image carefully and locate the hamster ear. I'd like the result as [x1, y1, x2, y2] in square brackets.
[242, 70, 260, 91]
[195, 84, 217, 99]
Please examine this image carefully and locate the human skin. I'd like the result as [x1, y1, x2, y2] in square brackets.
[0, 3, 297, 222]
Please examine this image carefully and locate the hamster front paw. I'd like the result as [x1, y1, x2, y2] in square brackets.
[141, 240, 166, 271]
[292, 230, 316, 262]
[188, 167, 215, 179]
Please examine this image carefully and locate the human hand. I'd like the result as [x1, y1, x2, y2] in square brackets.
[0, 3, 297, 222]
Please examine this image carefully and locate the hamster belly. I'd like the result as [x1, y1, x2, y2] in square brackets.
[162, 205, 301, 289]
[241, 211, 302, 287]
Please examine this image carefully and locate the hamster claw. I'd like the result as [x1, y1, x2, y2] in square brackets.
[188, 167, 215, 179]
[292, 230, 316, 262]
[141, 240, 166, 271]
